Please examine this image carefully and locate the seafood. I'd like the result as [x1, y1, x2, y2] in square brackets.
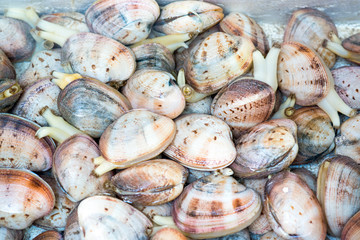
[0, 79, 22, 113]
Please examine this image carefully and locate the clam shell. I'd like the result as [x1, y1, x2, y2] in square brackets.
[111, 159, 188, 206]
[122, 69, 185, 119]
[173, 172, 262, 239]
[211, 78, 275, 138]
[264, 171, 326, 239]
[220, 12, 269, 55]
[278, 41, 331, 106]
[33, 230, 62, 240]
[85, 0, 160, 45]
[0, 168, 55, 230]
[0, 17, 35, 62]
[0, 79, 22, 113]
[164, 113, 236, 171]
[154, 1, 223, 35]
[100, 109, 176, 167]
[42, 12, 89, 33]
[283, 8, 337, 68]
[259, 231, 286, 240]
[207, 229, 250, 240]
[11, 78, 61, 126]
[64, 195, 152, 239]
[341, 210, 360, 240]
[0, 49, 15, 79]
[186, 168, 211, 184]
[0, 114, 55, 171]
[134, 202, 172, 219]
[342, 32, 360, 53]
[184, 32, 254, 94]
[231, 119, 298, 178]
[317, 155, 360, 237]
[62, 32, 136, 85]
[0, 227, 23, 240]
[58, 77, 131, 138]
[151, 228, 187, 240]
[182, 96, 212, 115]
[291, 168, 317, 193]
[289, 106, 335, 165]
[53, 134, 113, 202]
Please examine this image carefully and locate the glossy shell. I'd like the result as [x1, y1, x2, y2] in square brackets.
[42, 12, 89, 32]
[154, 1, 223, 35]
[0, 79, 22, 113]
[111, 159, 188, 206]
[85, 0, 160, 45]
[264, 171, 326, 240]
[231, 119, 298, 178]
[211, 78, 275, 138]
[151, 228, 187, 240]
[220, 12, 269, 55]
[164, 113, 236, 171]
[333, 66, 360, 109]
[185, 32, 254, 94]
[0, 49, 15, 79]
[33, 230, 62, 240]
[283, 8, 337, 68]
[122, 69, 185, 119]
[0, 114, 55, 171]
[62, 32, 136, 85]
[341, 210, 360, 240]
[278, 41, 331, 106]
[0, 168, 55, 230]
[173, 172, 262, 239]
[58, 77, 131, 138]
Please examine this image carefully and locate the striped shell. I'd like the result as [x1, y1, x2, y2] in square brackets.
[85, 0, 160, 45]
[173, 172, 262, 239]
[0, 227, 23, 240]
[42, 12, 89, 32]
[220, 12, 269, 55]
[164, 113, 236, 171]
[154, 1, 223, 35]
[211, 78, 275, 138]
[185, 32, 254, 94]
[0, 49, 15, 79]
[333, 66, 360, 109]
[33, 231, 62, 240]
[341, 210, 360, 240]
[284, 8, 337, 68]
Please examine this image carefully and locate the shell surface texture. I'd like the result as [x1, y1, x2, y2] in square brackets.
[42, 12, 89, 32]
[0, 49, 16, 79]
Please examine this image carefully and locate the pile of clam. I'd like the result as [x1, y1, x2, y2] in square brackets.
[1, 0, 360, 239]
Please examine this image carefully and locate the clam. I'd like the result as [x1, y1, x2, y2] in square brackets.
[0, 49, 16, 79]
[220, 12, 269, 55]
[64, 195, 152, 239]
[323, 32, 360, 64]
[0, 168, 55, 230]
[0, 79, 22, 113]
[260, 231, 286, 240]
[151, 227, 187, 240]
[184, 32, 254, 94]
[57, 75, 131, 138]
[264, 171, 327, 239]
[53, 134, 113, 202]
[172, 169, 262, 239]
[164, 113, 236, 171]
[284, 8, 337, 68]
[109, 159, 188, 206]
[0, 113, 55, 171]
[33, 230, 62, 240]
[11, 78, 60, 126]
[42, 12, 89, 33]
[186, 168, 212, 184]
[317, 155, 360, 237]
[0, 227, 23, 240]
[93, 109, 176, 176]
[231, 119, 298, 178]
[206, 229, 250, 240]
[291, 168, 317, 193]
[122, 69, 185, 119]
[134, 202, 172, 220]
[289, 106, 335, 165]
[341, 210, 360, 240]
[278, 41, 356, 128]
[182, 96, 212, 115]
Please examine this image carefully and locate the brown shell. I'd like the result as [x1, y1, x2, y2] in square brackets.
[42, 12, 89, 33]
[33, 230, 62, 240]
[341, 210, 360, 240]
[333, 66, 360, 109]
[0, 49, 15, 79]
[278, 41, 332, 106]
[211, 78, 275, 138]
[342, 33, 360, 53]
[0, 227, 23, 240]
[283, 8, 337, 68]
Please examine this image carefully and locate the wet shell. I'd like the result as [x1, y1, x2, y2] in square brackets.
[0, 49, 16, 79]
[53, 134, 112, 202]
[0, 79, 22, 113]
[11, 78, 61, 126]
[291, 168, 317, 193]
[0, 227, 23, 240]
[154, 1, 223, 35]
[264, 171, 326, 240]
[342, 33, 360, 53]
[110, 159, 188, 206]
[341, 210, 360, 240]
[0, 114, 55, 171]
[289, 107, 335, 165]
[85, 0, 160, 45]
[58, 77, 131, 138]
[333, 66, 360, 109]
[231, 119, 298, 178]
[122, 69, 185, 119]
[182, 96, 212, 115]
[164, 113, 236, 171]
[278, 41, 331, 106]
[317, 155, 360, 237]
[42, 12, 89, 33]
[220, 12, 269, 55]
[18, 49, 63, 88]
[100, 109, 176, 167]
[33, 230, 62, 240]
[0, 17, 35, 62]
[0, 168, 55, 230]
[185, 32, 254, 94]
[173, 172, 262, 239]
[284, 8, 337, 68]
[64, 195, 152, 239]
[151, 228, 187, 240]
[62, 32, 136, 85]
[211, 78, 275, 138]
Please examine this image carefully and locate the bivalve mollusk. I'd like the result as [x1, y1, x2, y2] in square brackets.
[0, 227, 23, 240]
[0, 79, 22, 113]
[291, 168, 317, 193]
[0, 49, 16, 79]
[33, 230, 62, 240]
[341, 210, 360, 240]
[42, 12, 89, 33]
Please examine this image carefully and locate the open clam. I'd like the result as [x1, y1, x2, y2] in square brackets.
[0, 79, 22, 113]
